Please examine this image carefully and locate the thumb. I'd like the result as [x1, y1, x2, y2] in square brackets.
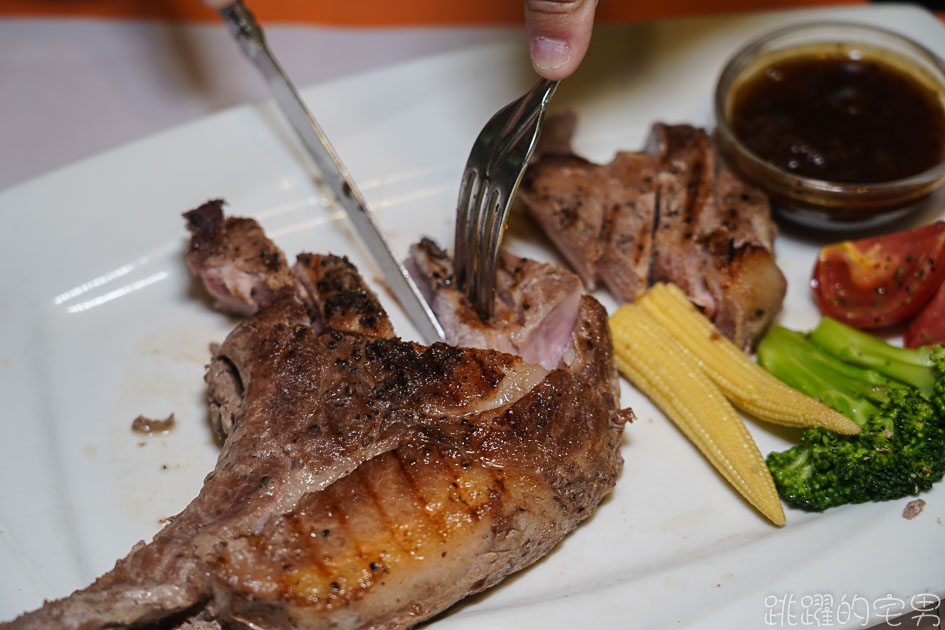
[525, 0, 597, 80]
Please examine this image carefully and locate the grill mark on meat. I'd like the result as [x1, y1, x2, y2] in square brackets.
[518, 154, 606, 289]
[327, 481, 396, 600]
[432, 435, 492, 531]
[394, 446, 450, 545]
[599, 202, 619, 252]
[596, 153, 657, 301]
[221, 346, 620, 628]
[285, 503, 339, 588]
[646, 123, 786, 349]
[373, 452, 435, 557]
[648, 124, 718, 314]
[360, 459, 414, 559]
[464, 460, 505, 526]
[340, 484, 398, 590]
[247, 507, 338, 603]
[322, 484, 372, 591]
[320, 496, 355, 594]
[218, 435, 513, 627]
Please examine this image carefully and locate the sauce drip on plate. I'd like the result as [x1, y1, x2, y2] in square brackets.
[729, 51, 945, 183]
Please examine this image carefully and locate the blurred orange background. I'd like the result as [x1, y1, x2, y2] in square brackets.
[0, 0, 882, 25]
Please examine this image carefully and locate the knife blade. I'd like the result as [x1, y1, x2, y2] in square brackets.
[217, 0, 446, 344]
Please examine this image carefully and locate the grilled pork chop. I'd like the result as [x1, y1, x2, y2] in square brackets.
[519, 117, 786, 351]
[3, 206, 627, 630]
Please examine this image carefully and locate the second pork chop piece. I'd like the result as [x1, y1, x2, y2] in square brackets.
[647, 123, 786, 350]
[520, 116, 785, 351]
[518, 114, 658, 302]
[3, 208, 627, 630]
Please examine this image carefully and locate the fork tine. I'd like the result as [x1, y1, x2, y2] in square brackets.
[467, 176, 490, 305]
[473, 186, 504, 318]
[467, 178, 491, 308]
[453, 168, 480, 291]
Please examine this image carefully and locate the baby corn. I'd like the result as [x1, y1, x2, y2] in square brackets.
[637, 283, 860, 435]
[609, 303, 786, 526]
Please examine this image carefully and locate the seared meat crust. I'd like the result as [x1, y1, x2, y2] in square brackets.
[213, 297, 623, 630]
[596, 152, 658, 302]
[294, 252, 395, 339]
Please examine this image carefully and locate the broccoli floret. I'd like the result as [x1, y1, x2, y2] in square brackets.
[759, 319, 945, 511]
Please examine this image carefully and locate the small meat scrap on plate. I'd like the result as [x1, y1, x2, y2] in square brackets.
[130, 413, 175, 435]
[903, 498, 926, 520]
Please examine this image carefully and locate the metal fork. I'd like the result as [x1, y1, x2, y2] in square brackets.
[453, 78, 559, 320]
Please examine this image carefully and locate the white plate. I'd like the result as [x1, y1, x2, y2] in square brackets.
[2, 5, 944, 629]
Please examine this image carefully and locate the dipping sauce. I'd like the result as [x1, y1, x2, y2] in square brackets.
[729, 50, 945, 183]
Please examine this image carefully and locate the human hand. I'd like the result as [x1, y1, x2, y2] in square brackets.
[525, 0, 598, 80]
[202, 0, 596, 80]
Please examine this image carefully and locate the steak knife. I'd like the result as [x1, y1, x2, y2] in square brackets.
[214, 0, 446, 344]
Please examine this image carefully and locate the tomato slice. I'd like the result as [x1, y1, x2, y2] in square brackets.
[905, 278, 945, 347]
[810, 221, 945, 329]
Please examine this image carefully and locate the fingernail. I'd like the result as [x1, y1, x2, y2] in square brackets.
[531, 36, 571, 72]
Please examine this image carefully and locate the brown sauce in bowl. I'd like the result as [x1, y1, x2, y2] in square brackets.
[729, 51, 945, 183]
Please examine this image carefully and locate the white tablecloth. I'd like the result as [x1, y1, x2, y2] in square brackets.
[1, 18, 517, 191]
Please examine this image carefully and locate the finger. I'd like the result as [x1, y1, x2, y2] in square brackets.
[524, 0, 597, 80]
[202, 0, 233, 9]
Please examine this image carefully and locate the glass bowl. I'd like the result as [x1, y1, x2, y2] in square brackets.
[714, 22, 945, 231]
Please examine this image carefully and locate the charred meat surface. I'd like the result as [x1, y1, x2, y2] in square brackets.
[294, 252, 395, 339]
[646, 123, 719, 313]
[520, 116, 785, 350]
[3, 208, 627, 630]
